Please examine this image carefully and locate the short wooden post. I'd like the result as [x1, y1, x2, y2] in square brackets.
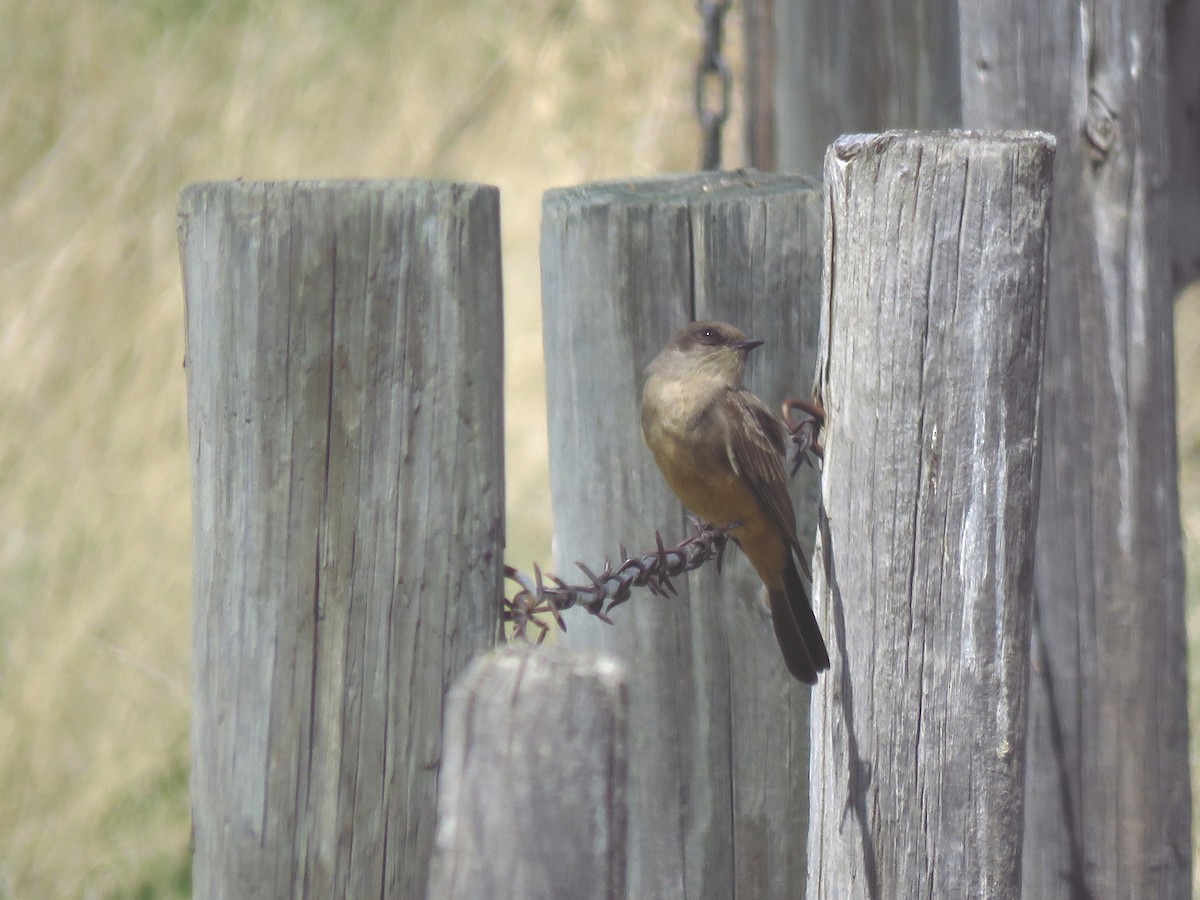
[178, 180, 504, 899]
[541, 172, 823, 899]
[806, 131, 1054, 897]
[428, 648, 629, 900]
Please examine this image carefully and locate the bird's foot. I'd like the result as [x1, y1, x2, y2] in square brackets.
[783, 396, 825, 474]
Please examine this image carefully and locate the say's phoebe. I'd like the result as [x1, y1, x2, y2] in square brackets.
[641, 320, 830, 683]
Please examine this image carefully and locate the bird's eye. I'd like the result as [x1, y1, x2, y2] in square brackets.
[700, 327, 716, 342]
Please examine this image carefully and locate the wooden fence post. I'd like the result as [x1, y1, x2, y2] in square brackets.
[178, 180, 504, 899]
[541, 171, 823, 899]
[769, 0, 962, 176]
[807, 131, 1054, 898]
[959, 6, 1195, 895]
[761, 5, 1197, 892]
[428, 648, 629, 900]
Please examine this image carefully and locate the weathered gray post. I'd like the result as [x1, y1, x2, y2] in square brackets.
[762, 4, 1197, 891]
[1168, 0, 1200, 286]
[807, 131, 1054, 898]
[541, 171, 823, 899]
[428, 648, 629, 900]
[959, 7, 1195, 895]
[771, 0, 962, 175]
[178, 180, 503, 899]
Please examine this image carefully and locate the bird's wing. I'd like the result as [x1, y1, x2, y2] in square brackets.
[721, 387, 812, 580]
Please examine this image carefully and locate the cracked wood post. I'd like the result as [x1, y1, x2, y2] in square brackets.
[178, 180, 504, 899]
[541, 172, 823, 900]
[428, 648, 629, 900]
[762, 3, 1196, 894]
[960, 5, 1196, 895]
[807, 131, 1054, 898]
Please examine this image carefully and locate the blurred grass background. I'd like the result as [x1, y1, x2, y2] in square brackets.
[0, 1, 699, 894]
[0, 0, 1194, 896]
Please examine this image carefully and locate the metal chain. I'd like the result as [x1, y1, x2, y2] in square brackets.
[694, 0, 733, 170]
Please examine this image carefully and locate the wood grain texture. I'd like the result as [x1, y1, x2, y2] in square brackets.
[179, 180, 504, 899]
[427, 648, 629, 900]
[808, 131, 1054, 899]
[1168, 0, 1200, 287]
[765, 0, 1199, 281]
[960, 5, 1194, 895]
[541, 172, 822, 900]
[772, 0, 962, 176]
[741, 0, 778, 170]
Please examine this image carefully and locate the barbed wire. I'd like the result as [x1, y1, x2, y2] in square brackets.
[502, 522, 734, 643]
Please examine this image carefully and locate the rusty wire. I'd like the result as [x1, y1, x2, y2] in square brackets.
[502, 522, 734, 643]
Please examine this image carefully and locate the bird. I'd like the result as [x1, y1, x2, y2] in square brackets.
[640, 320, 830, 683]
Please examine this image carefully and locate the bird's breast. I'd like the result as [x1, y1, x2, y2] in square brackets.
[641, 378, 758, 530]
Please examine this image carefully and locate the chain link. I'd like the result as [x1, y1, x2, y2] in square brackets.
[694, 0, 733, 170]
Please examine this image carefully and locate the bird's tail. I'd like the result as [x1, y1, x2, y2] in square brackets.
[769, 554, 831, 684]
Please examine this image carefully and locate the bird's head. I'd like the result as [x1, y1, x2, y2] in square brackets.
[647, 320, 763, 386]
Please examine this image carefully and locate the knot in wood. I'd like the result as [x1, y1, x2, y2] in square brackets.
[1084, 90, 1120, 162]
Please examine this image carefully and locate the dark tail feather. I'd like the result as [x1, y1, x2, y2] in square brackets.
[769, 554, 831, 684]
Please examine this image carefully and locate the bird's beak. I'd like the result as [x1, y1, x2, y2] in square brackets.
[735, 338, 765, 353]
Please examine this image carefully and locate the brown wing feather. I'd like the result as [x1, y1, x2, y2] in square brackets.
[721, 387, 812, 580]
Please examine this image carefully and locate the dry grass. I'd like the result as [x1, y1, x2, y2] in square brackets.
[0, 1, 701, 894]
[1177, 282, 1200, 898]
[0, 0, 1195, 897]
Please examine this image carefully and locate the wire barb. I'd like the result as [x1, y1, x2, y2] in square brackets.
[502, 522, 735, 642]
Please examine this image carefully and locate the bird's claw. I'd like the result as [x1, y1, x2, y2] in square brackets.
[783, 396, 825, 474]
